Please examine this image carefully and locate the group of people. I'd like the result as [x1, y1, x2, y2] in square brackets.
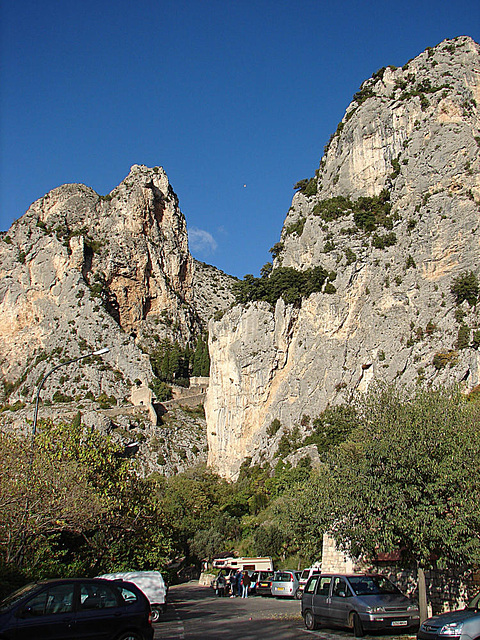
[216, 570, 251, 598]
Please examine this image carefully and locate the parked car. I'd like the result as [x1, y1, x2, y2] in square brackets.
[418, 592, 480, 640]
[271, 570, 301, 598]
[0, 577, 154, 639]
[211, 569, 236, 593]
[256, 571, 275, 596]
[297, 566, 321, 599]
[98, 570, 167, 623]
[302, 573, 420, 636]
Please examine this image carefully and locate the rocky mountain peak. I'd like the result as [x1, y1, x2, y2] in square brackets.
[205, 36, 480, 480]
[0, 165, 235, 411]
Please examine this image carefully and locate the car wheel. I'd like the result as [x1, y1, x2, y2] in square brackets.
[295, 589, 303, 600]
[304, 609, 318, 631]
[151, 607, 161, 623]
[115, 633, 143, 640]
[351, 612, 364, 638]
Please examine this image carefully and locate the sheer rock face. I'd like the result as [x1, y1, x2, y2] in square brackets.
[0, 164, 234, 404]
[206, 36, 480, 480]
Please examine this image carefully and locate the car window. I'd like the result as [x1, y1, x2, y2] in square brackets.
[332, 577, 350, 598]
[274, 572, 293, 582]
[79, 583, 119, 610]
[348, 575, 401, 596]
[21, 584, 74, 617]
[0, 583, 39, 613]
[301, 569, 310, 580]
[317, 576, 332, 596]
[305, 576, 320, 594]
[119, 586, 138, 605]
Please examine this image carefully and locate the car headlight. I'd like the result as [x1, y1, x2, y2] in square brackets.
[366, 606, 386, 613]
[439, 622, 464, 636]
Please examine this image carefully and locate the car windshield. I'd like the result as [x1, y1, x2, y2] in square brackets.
[348, 575, 402, 596]
[467, 593, 480, 610]
[0, 583, 39, 613]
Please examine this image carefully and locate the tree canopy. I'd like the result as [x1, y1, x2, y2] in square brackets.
[295, 385, 480, 570]
[0, 420, 173, 597]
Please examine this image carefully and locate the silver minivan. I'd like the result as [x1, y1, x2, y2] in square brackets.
[418, 592, 480, 640]
[271, 570, 301, 598]
[301, 573, 420, 636]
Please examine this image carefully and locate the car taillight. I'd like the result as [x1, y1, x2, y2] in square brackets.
[148, 611, 153, 625]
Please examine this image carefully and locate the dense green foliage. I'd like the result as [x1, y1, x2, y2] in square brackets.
[293, 385, 480, 569]
[312, 190, 394, 236]
[149, 336, 210, 395]
[157, 384, 480, 573]
[233, 266, 336, 306]
[2, 384, 479, 599]
[0, 420, 173, 597]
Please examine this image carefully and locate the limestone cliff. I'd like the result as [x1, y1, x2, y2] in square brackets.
[206, 36, 480, 479]
[0, 164, 235, 409]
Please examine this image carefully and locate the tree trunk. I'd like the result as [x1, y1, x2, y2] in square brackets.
[418, 564, 428, 623]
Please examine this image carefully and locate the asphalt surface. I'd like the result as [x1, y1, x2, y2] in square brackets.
[154, 582, 419, 640]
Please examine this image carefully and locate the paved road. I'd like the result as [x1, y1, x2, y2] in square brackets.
[154, 582, 418, 640]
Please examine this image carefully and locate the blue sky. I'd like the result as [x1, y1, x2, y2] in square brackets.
[1, 1, 479, 278]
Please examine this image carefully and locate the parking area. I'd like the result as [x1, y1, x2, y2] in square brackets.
[155, 582, 419, 640]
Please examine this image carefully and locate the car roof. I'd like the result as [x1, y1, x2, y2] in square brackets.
[316, 573, 379, 578]
[36, 577, 123, 584]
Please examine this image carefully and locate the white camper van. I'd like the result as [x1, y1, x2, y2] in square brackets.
[212, 556, 273, 572]
[98, 570, 167, 623]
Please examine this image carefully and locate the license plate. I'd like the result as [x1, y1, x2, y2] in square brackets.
[260, 583, 268, 587]
[392, 621, 408, 626]
[277, 587, 284, 591]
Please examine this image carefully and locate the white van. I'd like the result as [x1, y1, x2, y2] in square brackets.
[297, 564, 322, 599]
[98, 570, 167, 623]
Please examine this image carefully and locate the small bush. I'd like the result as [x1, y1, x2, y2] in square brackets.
[472, 330, 480, 349]
[149, 378, 172, 401]
[406, 255, 416, 269]
[52, 391, 73, 403]
[433, 351, 458, 370]
[390, 157, 401, 179]
[425, 320, 436, 336]
[451, 271, 479, 306]
[372, 232, 397, 249]
[294, 178, 317, 197]
[267, 418, 282, 437]
[456, 325, 471, 350]
[269, 242, 284, 259]
[285, 217, 306, 237]
[344, 248, 357, 265]
[96, 393, 117, 409]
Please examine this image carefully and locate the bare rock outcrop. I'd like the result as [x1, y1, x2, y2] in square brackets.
[206, 36, 480, 479]
[0, 164, 234, 426]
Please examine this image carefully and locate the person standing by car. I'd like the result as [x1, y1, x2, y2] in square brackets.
[236, 570, 243, 597]
[242, 572, 251, 598]
[230, 570, 238, 598]
[216, 573, 226, 597]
